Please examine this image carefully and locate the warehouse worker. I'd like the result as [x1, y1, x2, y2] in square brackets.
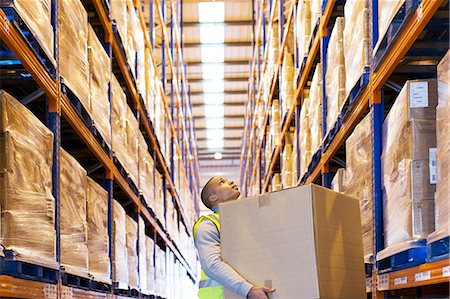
[193, 176, 276, 299]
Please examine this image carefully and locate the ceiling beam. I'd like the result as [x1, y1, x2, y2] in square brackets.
[183, 20, 252, 27]
[183, 41, 252, 48]
[186, 60, 250, 67]
[190, 90, 247, 96]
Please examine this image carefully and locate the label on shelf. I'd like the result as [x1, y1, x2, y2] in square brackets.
[409, 81, 429, 108]
[43, 284, 57, 299]
[415, 271, 431, 282]
[394, 276, 408, 286]
[366, 277, 373, 293]
[443, 266, 450, 277]
[378, 273, 390, 291]
[429, 148, 437, 184]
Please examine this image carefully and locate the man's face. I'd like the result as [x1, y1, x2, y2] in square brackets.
[209, 176, 240, 204]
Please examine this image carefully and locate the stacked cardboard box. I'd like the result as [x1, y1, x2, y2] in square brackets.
[344, 112, 373, 260]
[0, 91, 56, 269]
[113, 200, 128, 287]
[380, 79, 438, 258]
[10, 0, 54, 64]
[88, 25, 112, 148]
[59, 0, 89, 110]
[308, 64, 323, 157]
[220, 184, 366, 299]
[60, 149, 88, 278]
[325, 17, 345, 135]
[375, 0, 406, 53]
[86, 177, 110, 283]
[126, 215, 139, 289]
[295, 0, 311, 64]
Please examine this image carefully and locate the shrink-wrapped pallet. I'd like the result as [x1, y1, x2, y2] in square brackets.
[86, 177, 110, 283]
[126, 215, 139, 289]
[268, 22, 279, 77]
[155, 172, 165, 227]
[310, 0, 322, 32]
[60, 149, 88, 277]
[0, 90, 56, 268]
[308, 63, 323, 156]
[381, 79, 438, 254]
[88, 25, 112, 148]
[138, 133, 155, 210]
[125, 106, 139, 185]
[281, 53, 295, 116]
[60, 0, 89, 110]
[325, 17, 345, 134]
[299, 96, 312, 180]
[136, 25, 146, 98]
[9, 0, 54, 64]
[145, 48, 155, 120]
[332, 168, 346, 193]
[139, 217, 148, 293]
[126, 0, 137, 78]
[155, 247, 167, 297]
[272, 173, 282, 191]
[344, 112, 373, 260]
[295, 0, 311, 64]
[110, 0, 127, 47]
[282, 139, 295, 188]
[434, 51, 450, 232]
[375, 0, 406, 53]
[113, 200, 128, 287]
[343, 0, 370, 99]
[270, 99, 281, 150]
[146, 236, 156, 295]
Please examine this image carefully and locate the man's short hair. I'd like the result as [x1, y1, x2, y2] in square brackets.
[201, 177, 217, 209]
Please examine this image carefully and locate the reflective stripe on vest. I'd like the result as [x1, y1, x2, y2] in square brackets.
[193, 213, 223, 298]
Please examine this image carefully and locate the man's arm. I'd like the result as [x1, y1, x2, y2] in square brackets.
[194, 219, 253, 297]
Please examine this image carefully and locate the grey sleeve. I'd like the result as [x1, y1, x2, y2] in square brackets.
[194, 220, 253, 298]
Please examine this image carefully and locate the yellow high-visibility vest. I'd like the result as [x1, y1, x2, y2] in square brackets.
[193, 213, 224, 299]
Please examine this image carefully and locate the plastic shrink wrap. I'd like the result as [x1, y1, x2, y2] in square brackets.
[138, 133, 155, 210]
[135, 24, 146, 98]
[155, 246, 167, 297]
[146, 236, 156, 295]
[88, 25, 112, 148]
[380, 79, 438, 257]
[126, 0, 137, 78]
[155, 172, 165, 228]
[375, 0, 406, 53]
[295, 0, 311, 64]
[126, 215, 139, 289]
[139, 217, 148, 293]
[343, 0, 370, 98]
[0, 91, 56, 268]
[325, 17, 345, 134]
[60, 149, 88, 277]
[110, 0, 127, 48]
[430, 51, 450, 241]
[86, 177, 110, 283]
[331, 168, 346, 193]
[60, 0, 90, 111]
[308, 63, 323, 156]
[270, 99, 281, 150]
[113, 200, 128, 287]
[268, 23, 279, 77]
[344, 112, 373, 260]
[282, 132, 295, 188]
[125, 105, 139, 186]
[272, 173, 282, 192]
[310, 0, 321, 32]
[281, 53, 295, 116]
[10, 0, 54, 65]
[145, 48, 155, 120]
[299, 94, 311, 180]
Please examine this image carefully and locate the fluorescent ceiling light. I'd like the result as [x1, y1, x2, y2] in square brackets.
[206, 118, 224, 129]
[206, 128, 224, 139]
[214, 152, 223, 160]
[203, 80, 224, 93]
[204, 105, 224, 117]
[207, 139, 224, 149]
[201, 45, 225, 62]
[203, 93, 224, 105]
[198, 2, 225, 23]
[202, 63, 224, 79]
[200, 25, 225, 44]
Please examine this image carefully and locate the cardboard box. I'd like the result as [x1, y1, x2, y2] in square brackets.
[220, 184, 366, 299]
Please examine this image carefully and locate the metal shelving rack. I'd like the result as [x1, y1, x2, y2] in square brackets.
[240, 0, 449, 297]
[0, 0, 200, 297]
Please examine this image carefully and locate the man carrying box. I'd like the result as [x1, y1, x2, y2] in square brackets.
[193, 176, 276, 299]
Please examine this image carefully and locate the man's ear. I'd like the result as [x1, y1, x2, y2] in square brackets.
[209, 194, 219, 205]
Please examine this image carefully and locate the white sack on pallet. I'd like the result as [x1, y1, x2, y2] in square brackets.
[343, 0, 370, 98]
[110, 0, 128, 47]
[375, 0, 406, 54]
[325, 17, 345, 135]
[308, 63, 323, 156]
[12, 0, 54, 65]
[344, 112, 373, 261]
[139, 217, 148, 293]
[295, 0, 311, 63]
[88, 25, 112, 148]
[113, 200, 128, 287]
[59, 0, 89, 110]
[138, 133, 155, 210]
[86, 177, 110, 284]
[60, 149, 88, 278]
[126, 215, 139, 289]
[0, 90, 56, 269]
[381, 79, 438, 255]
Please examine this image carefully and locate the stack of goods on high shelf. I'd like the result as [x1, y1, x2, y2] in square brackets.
[427, 51, 450, 250]
[269, 99, 281, 160]
[111, 74, 139, 188]
[4, 0, 55, 65]
[138, 132, 155, 210]
[271, 173, 282, 191]
[0, 91, 57, 270]
[138, 217, 148, 294]
[126, 215, 139, 291]
[280, 53, 295, 117]
[299, 88, 311, 181]
[331, 168, 346, 193]
[155, 245, 167, 298]
[281, 130, 296, 188]
[112, 200, 128, 288]
[377, 79, 438, 262]
[344, 112, 373, 262]
[267, 21, 279, 79]
[326, 0, 370, 138]
[154, 172, 166, 228]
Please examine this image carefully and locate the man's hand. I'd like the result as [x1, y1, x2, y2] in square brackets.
[247, 286, 276, 299]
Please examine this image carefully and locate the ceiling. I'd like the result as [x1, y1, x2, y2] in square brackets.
[182, 0, 252, 200]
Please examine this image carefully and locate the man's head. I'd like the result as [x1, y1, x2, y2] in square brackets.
[201, 176, 240, 210]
